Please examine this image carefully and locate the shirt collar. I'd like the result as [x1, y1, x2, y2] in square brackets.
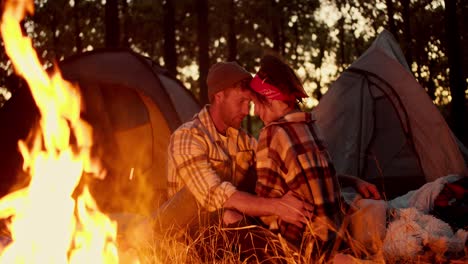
[197, 105, 219, 139]
[196, 105, 240, 141]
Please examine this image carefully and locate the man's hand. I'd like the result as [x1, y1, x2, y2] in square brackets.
[276, 191, 314, 228]
[223, 190, 313, 228]
[223, 209, 244, 225]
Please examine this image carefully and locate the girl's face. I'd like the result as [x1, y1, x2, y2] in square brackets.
[253, 97, 286, 125]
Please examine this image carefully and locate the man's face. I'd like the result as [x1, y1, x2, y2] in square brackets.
[219, 88, 252, 129]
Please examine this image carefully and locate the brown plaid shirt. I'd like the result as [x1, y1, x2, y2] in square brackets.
[167, 106, 257, 212]
[256, 111, 344, 245]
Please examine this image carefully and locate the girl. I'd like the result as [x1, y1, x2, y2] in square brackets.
[250, 55, 380, 257]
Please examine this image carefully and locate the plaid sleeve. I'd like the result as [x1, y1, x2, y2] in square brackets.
[168, 128, 236, 211]
[255, 127, 289, 198]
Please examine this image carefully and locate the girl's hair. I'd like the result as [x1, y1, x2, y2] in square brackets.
[256, 54, 305, 106]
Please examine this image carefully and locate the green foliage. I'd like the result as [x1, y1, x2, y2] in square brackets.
[31, 0, 104, 63]
[124, 0, 163, 57]
[0, 0, 465, 120]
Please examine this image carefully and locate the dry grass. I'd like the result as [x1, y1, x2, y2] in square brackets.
[0, 213, 466, 263]
[124, 224, 297, 264]
[117, 213, 468, 264]
[120, 215, 351, 263]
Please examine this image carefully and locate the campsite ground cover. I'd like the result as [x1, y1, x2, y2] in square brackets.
[119, 219, 468, 264]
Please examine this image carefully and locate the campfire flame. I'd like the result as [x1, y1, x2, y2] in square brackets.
[0, 0, 118, 262]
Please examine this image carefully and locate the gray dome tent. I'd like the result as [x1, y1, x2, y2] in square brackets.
[0, 49, 201, 214]
[313, 30, 467, 198]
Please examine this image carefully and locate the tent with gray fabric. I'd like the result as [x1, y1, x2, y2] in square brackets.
[313, 30, 468, 199]
[0, 49, 201, 214]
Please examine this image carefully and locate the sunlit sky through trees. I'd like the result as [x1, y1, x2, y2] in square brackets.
[0, 0, 465, 110]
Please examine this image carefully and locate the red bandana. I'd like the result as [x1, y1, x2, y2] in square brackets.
[250, 74, 307, 101]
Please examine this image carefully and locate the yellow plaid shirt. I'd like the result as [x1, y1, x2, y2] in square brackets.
[256, 111, 344, 245]
[167, 106, 257, 212]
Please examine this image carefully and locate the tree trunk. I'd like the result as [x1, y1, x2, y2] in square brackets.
[463, 1, 468, 84]
[73, 0, 82, 53]
[270, 0, 281, 53]
[313, 80, 323, 101]
[163, 0, 177, 77]
[279, 15, 286, 56]
[385, 0, 398, 40]
[314, 43, 326, 101]
[227, 0, 237, 61]
[444, 0, 467, 143]
[337, 16, 346, 70]
[401, 0, 413, 68]
[51, 14, 59, 60]
[105, 0, 120, 48]
[226, 0, 252, 132]
[196, 0, 210, 105]
[427, 60, 436, 101]
[121, 0, 130, 48]
[292, 21, 299, 65]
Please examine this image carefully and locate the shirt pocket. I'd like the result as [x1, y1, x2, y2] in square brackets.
[233, 150, 255, 192]
[235, 150, 254, 171]
[210, 158, 232, 182]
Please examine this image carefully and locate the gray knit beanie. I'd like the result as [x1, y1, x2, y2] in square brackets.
[207, 61, 252, 100]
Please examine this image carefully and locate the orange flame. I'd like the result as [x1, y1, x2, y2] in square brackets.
[0, 0, 118, 262]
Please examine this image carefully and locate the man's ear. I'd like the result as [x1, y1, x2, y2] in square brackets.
[213, 91, 224, 104]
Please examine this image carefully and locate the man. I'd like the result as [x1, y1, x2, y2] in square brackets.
[156, 61, 312, 261]
[164, 61, 312, 226]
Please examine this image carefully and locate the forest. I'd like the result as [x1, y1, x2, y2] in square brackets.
[0, 0, 466, 144]
[0, 1, 467, 263]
